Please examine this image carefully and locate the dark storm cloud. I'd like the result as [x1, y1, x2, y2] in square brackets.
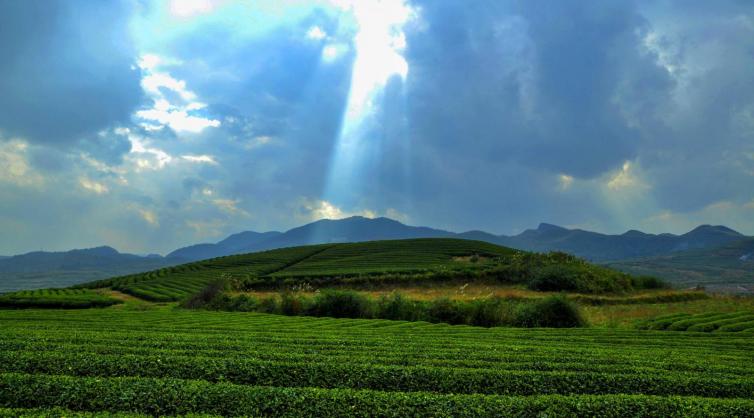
[0, 0, 142, 146]
[1, 0, 754, 255]
[403, 0, 672, 178]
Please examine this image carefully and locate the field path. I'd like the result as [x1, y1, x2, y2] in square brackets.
[262, 245, 335, 276]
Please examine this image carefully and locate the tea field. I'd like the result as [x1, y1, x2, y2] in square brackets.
[0, 307, 753, 416]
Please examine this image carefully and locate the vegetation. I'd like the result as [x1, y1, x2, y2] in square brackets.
[607, 237, 754, 290]
[638, 312, 754, 332]
[72, 239, 666, 304]
[0, 308, 752, 416]
[0, 289, 121, 309]
[200, 289, 586, 328]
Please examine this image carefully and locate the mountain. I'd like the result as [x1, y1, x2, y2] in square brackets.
[0, 246, 177, 294]
[166, 217, 454, 261]
[3, 217, 749, 292]
[497, 224, 745, 262]
[166, 217, 746, 264]
[167, 231, 282, 260]
[607, 238, 754, 293]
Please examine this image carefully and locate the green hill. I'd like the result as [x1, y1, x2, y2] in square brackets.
[607, 238, 754, 292]
[68, 238, 654, 302]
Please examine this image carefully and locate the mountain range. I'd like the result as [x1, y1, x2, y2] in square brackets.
[165, 217, 746, 263]
[1, 216, 751, 293]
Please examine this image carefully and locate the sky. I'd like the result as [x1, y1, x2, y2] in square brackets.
[1, 0, 753, 255]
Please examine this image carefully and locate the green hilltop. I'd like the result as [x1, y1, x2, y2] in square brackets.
[62, 238, 657, 304]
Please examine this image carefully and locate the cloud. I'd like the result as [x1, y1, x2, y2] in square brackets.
[0, 140, 44, 188]
[606, 161, 647, 192]
[79, 178, 109, 195]
[135, 55, 221, 133]
[298, 199, 376, 222]
[182, 155, 218, 165]
[1, 1, 754, 254]
[0, 0, 142, 146]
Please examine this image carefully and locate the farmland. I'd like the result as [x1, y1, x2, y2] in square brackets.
[1, 307, 753, 416]
[1, 238, 753, 415]
[70, 238, 654, 303]
[0, 288, 121, 309]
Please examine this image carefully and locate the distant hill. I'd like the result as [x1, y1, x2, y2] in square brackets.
[0, 246, 177, 293]
[3, 217, 750, 292]
[167, 217, 747, 263]
[497, 224, 745, 262]
[607, 238, 754, 293]
[167, 231, 282, 260]
[167, 217, 454, 261]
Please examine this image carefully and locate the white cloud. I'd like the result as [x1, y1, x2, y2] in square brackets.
[135, 54, 220, 134]
[606, 161, 647, 191]
[558, 174, 574, 190]
[137, 208, 159, 227]
[306, 26, 327, 40]
[212, 198, 250, 217]
[127, 136, 173, 171]
[169, 0, 222, 18]
[0, 140, 44, 187]
[78, 177, 109, 195]
[181, 154, 218, 165]
[297, 199, 407, 223]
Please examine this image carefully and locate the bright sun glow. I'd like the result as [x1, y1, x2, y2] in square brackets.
[338, 0, 412, 117]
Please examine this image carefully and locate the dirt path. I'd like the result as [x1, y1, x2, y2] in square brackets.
[98, 289, 144, 303]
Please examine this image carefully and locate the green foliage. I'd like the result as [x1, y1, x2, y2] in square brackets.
[307, 290, 373, 318]
[73, 239, 661, 304]
[0, 289, 121, 309]
[204, 291, 585, 328]
[180, 279, 227, 309]
[639, 311, 754, 333]
[0, 308, 753, 416]
[514, 295, 586, 328]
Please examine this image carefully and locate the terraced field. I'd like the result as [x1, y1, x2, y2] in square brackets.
[0, 308, 753, 416]
[639, 312, 754, 332]
[75, 244, 335, 301]
[65, 238, 639, 303]
[0, 288, 121, 309]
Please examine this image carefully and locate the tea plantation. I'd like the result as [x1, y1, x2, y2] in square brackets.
[68, 238, 642, 302]
[0, 308, 753, 416]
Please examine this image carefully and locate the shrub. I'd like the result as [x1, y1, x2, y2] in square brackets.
[180, 279, 226, 309]
[280, 292, 306, 316]
[515, 295, 585, 328]
[468, 297, 510, 327]
[427, 298, 469, 325]
[308, 290, 373, 318]
[376, 293, 422, 321]
[631, 275, 669, 290]
[528, 265, 581, 292]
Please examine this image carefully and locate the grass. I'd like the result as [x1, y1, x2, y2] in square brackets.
[70, 238, 662, 303]
[0, 288, 121, 309]
[0, 307, 753, 415]
[582, 294, 754, 328]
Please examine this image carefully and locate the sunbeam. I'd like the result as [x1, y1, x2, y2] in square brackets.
[322, 0, 414, 212]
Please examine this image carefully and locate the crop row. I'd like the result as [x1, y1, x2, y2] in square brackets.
[0, 350, 751, 398]
[73, 245, 335, 301]
[2, 373, 754, 417]
[2, 342, 749, 377]
[639, 312, 754, 332]
[0, 289, 121, 309]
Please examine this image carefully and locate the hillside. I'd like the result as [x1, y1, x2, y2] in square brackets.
[0, 246, 178, 294]
[608, 238, 754, 293]
[4, 217, 749, 293]
[75, 238, 649, 302]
